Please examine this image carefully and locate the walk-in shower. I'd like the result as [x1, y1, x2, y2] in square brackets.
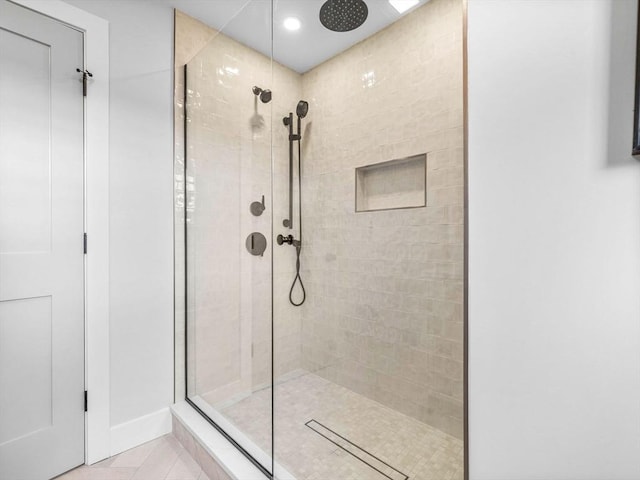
[175, 0, 465, 478]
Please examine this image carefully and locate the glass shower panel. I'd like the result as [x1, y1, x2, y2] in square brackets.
[183, 1, 274, 474]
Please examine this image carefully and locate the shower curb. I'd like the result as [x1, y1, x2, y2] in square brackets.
[171, 402, 266, 480]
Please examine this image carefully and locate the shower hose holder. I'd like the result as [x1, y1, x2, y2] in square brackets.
[277, 234, 294, 246]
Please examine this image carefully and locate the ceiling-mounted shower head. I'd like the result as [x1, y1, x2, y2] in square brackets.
[319, 0, 368, 32]
[296, 100, 309, 118]
[253, 86, 272, 104]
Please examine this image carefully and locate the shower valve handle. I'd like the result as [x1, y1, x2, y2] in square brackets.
[277, 234, 294, 246]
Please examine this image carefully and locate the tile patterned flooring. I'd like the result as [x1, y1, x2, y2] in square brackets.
[218, 371, 464, 480]
[54, 435, 210, 480]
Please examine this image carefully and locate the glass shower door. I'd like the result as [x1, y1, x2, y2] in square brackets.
[182, 1, 275, 474]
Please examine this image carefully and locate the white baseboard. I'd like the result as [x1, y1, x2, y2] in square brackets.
[110, 408, 172, 457]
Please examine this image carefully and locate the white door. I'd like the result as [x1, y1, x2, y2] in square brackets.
[0, 1, 85, 478]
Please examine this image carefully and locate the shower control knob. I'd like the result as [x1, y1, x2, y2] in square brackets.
[277, 234, 294, 246]
[250, 195, 266, 216]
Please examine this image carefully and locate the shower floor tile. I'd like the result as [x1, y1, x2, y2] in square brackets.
[211, 371, 463, 480]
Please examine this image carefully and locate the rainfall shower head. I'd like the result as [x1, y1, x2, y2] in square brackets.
[252, 86, 272, 104]
[319, 0, 368, 32]
[296, 100, 309, 119]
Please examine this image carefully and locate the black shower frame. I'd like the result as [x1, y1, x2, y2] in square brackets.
[633, 1, 640, 155]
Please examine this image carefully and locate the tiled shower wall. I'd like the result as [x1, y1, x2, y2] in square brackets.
[174, 10, 215, 403]
[174, 11, 303, 402]
[299, 0, 464, 438]
[175, 0, 463, 440]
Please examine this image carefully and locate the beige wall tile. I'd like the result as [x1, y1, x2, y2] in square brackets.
[175, 0, 464, 442]
[300, 0, 464, 438]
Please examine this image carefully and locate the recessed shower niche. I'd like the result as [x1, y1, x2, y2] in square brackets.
[355, 154, 427, 212]
[174, 0, 465, 478]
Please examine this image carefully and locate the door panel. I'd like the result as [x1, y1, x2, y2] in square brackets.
[0, 29, 51, 253]
[0, 1, 85, 478]
[0, 296, 53, 444]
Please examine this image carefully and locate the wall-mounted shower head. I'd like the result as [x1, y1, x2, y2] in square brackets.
[319, 0, 368, 32]
[296, 100, 309, 118]
[252, 86, 272, 103]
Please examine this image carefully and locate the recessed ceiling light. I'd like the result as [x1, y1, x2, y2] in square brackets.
[389, 0, 420, 14]
[283, 17, 301, 31]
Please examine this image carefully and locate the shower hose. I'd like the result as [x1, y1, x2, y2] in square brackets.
[289, 137, 306, 307]
[289, 243, 306, 307]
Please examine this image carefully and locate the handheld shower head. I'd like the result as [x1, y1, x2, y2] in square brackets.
[296, 100, 309, 118]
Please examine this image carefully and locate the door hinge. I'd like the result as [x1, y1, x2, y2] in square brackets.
[83, 233, 88, 254]
[84, 390, 88, 412]
[76, 68, 93, 97]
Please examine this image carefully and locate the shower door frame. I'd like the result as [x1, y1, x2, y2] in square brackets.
[462, 1, 469, 478]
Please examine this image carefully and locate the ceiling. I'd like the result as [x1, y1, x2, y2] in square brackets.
[156, 0, 429, 73]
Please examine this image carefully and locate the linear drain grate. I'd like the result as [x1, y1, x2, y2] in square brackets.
[305, 420, 409, 480]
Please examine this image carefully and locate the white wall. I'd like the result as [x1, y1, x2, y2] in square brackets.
[468, 1, 640, 479]
[64, 0, 175, 428]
